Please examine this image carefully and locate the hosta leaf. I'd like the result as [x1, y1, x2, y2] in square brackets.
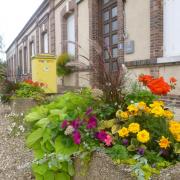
[55, 172, 70, 180]
[26, 128, 44, 148]
[55, 136, 78, 156]
[68, 161, 75, 176]
[44, 171, 55, 180]
[25, 107, 48, 122]
[32, 163, 48, 175]
[34, 173, 43, 180]
[35, 118, 50, 129]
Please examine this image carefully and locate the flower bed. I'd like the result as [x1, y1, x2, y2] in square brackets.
[24, 74, 180, 180]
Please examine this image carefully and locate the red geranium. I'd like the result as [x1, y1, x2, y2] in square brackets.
[147, 77, 171, 96]
[138, 75, 154, 85]
[170, 77, 177, 83]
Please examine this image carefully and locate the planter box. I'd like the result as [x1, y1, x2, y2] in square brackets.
[73, 152, 134, 180]
[73, 152, 180, 180]
[10, 98, 37, 114]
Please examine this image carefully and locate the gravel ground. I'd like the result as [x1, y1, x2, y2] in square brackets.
[0, 104, 34, 180]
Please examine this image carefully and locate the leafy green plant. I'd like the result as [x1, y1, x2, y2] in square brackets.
[56, 53, 72, 76]
[12, 81, 46, 103]
[25, 89, 103, 179]
[125, 82, 157, 106]
[0, 80, 19, 103]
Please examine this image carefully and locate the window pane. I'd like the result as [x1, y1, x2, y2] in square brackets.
[112, 20, 118, 31]
[112, 62, 118, 71]
[103, 0, 110, 4]
[112, 48, 118, 58]
[104, 24, 109, 34]
[103, 11, 109, 21]
[31, 42, 35, 57]
[112, 7, 117, 18]
[104, 36, 109, 47]
[67, 14, 75, 56]
[112, 34, 118, 45]
[43, 33, 48, 53]
[104, 50, 109, 60]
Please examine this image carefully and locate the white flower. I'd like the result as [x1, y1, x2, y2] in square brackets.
[64, 125, 74, 135]
[11, 123, 16, 128]
[19, 125, 25, 132]
[16, 132, 20, 136]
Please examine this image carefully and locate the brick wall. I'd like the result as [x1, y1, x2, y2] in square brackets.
[150, 0, 163, 59]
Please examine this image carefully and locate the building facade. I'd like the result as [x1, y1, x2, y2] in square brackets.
[6, 0, 180, 102]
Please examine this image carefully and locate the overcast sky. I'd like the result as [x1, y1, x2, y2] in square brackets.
[0, 0, 43, 51]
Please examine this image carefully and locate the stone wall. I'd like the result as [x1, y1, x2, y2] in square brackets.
[10, 98, 37, 114]
[74, 152, 180, 180]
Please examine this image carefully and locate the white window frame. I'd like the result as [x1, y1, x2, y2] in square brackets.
[67, 13, 75, 56]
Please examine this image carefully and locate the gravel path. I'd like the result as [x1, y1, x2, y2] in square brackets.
[0, 104, 33, 180]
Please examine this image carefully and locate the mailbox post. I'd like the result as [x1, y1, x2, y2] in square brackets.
[32, 54, 57, 93]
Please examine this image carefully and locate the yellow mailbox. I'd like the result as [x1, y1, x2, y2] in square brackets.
[32, 54, 57, 93]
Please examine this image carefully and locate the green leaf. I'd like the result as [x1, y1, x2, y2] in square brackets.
[25, 107, 48, 122]
[127, 144, 136, 152]
[174, 143, 180, 154]
[32, 163, 48, 175]
[68, 161, 75, 176]
[26, 128, 44, 148]
[35, 118, 50, 129]
[55, 136, 78, 156]
[34, 173, 43, 180]
[44, 171, 55, 180]
[50, 109, 62, 115]
[55, 172, 70, 180]
[106, 144, 129, 160]
[131, 138, 139, 147]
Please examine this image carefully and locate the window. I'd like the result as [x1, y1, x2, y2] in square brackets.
[30, 42, 35, 57]
[29, 42, 35, 73]
[101, 0, 118, 63]
[67, 14, 75, 56]
[164, 0, 180, 57]
[42, 32, 49, 53]
[19, 49, 23, 75]
[24, 46, 27, 74]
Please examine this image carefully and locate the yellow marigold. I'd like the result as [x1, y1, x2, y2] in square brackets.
[158, 136, 171, 149]
[137, 102, 147, 110]
[137, 130, 150, 143]
[116, 110, 128, 120]
[144, 107, 151, 113]
[150, 101, 164, 108]
[128, 123, 140, 133]
[118, 127, 129, 138]
[127, 104, 138, 115]
[169, 120, 180, 135]
[163, 110, 174, 120]
[120, 111, 129, 120]
[150, 106, 164, 117]
[174, 133, 180, 142]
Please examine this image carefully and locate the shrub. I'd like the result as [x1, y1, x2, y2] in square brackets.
[56, 53, 72, 76]
[12, 80, 46, 103]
